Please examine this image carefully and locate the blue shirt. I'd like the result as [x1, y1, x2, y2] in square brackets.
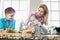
[0, 18, 15, 30]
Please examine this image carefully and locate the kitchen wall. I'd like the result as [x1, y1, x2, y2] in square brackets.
[30, 0, 41, 12]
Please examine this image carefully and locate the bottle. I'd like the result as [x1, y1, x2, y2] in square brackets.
[19, 22, 23, 31]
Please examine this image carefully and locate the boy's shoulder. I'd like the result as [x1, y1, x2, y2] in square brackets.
[0, 18, 6, 23]
[0, 18, 5, 21]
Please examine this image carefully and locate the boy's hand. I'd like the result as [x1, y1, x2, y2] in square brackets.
[1, 29, 5, 33]
[5, 28, 11, 32]
[1, 28, 11, 33]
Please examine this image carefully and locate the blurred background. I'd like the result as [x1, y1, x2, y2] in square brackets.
[0, 0, 60, 30]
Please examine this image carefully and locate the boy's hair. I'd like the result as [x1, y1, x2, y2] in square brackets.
[5, 7, 15, 14]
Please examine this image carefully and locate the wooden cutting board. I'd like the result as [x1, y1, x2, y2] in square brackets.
[0, 33, 32, 37]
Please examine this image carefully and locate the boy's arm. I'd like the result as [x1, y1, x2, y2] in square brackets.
[5, 20, 15, 33]
[0, 19, 4, 32]
[9, 20, 15, 30]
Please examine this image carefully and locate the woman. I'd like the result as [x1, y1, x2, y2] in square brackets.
[27, 4, 48, 36]
[28, 4, 48, 26]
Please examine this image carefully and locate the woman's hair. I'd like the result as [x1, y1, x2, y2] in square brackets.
[39, 4, 48, 16]
[39, 4, 48, 24]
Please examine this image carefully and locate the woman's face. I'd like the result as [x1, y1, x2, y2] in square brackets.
[37, 7, 44, 17]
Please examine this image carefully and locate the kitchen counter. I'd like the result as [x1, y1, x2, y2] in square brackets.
[0, 33, 32, 37]
[0, 33, 32, 40]
[0, 33, 60, 40]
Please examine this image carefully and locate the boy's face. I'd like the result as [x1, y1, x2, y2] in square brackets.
[5, 13, 14, 20]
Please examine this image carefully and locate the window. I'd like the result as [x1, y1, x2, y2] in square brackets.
[43, 0, 60, 27]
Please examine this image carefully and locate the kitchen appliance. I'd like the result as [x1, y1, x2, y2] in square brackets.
[55, 27, 60, 34]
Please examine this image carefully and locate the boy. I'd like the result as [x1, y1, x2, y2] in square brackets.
[0, 7, 15, 32]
